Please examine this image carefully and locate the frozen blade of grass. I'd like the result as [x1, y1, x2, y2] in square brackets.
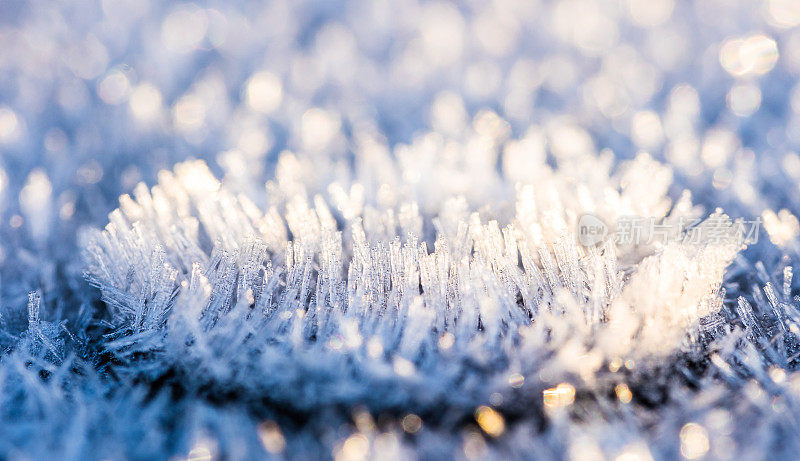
[27, 291, 40, 330]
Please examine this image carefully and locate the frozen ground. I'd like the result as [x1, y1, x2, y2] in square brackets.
[2, 0, 800, 459]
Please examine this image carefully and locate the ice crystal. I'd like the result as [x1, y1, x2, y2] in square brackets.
[82, 147, 744, 456]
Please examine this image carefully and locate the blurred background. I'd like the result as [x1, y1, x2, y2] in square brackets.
[0, 0, 798, 231]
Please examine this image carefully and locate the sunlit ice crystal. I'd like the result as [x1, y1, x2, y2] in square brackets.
[81, 122, 745, 457]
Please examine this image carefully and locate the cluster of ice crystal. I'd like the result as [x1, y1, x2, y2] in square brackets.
[83, 144, 743, 455]
[3, 0, 800, 459]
